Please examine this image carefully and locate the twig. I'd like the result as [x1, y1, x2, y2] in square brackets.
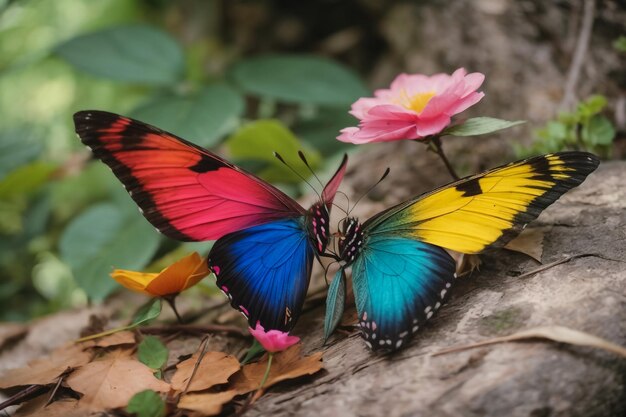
[516, 253, 623, 279]
[428, 136, 459, 180]
[141, 324, 249, 338]
[181, 335, 211, 397]
[431, 325, 626, 357]
[0, 385, 47, 412]
[44, 370, 70, 407]
[560, 0, 596, 111]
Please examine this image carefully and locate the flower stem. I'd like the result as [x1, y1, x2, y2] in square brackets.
[259, 353, 274, 390]
[429, 136, 459, 180]
[164, 295, 184, 324]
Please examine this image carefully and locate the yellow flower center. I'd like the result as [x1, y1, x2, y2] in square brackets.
[396, 90, 436, 114]
[407, 91, 436, 113]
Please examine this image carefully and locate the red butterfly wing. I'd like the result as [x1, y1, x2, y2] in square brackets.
[322, 154, 348, 210]
[73, 110, 305, 241]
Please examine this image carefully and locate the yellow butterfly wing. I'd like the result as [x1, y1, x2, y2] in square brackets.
[367, 152, 599, 254]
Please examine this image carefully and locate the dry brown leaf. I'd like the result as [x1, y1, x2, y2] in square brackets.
[178, 390, 238, 416]
[14, 397, 86, 417]
[432, 325, 626, 358]
[446, 250, 482, 277]
[230, 344, 323, 394]
[171, 351, 240, 392]
[80, 330, 136, 348]
[66, 348, 170, 410]
[0, 322, 28, 350]
[504, 228, 544, 263]
[0, 343, 92, 388]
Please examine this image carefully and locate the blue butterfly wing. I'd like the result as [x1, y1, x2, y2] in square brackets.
[324, 268, 347, 342]
[208, 217, 314, 332]
[351, 235, 456, 351]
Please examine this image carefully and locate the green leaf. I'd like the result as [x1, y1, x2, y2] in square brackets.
[127, 390, 166, 417]
[50, 163, 114, 223]
[324, 268, 346, 342]
[294, 108, 354, 156]
[229, 55, 368, 107]
[0, 162, 56, 200]
[132, 84, 245, 147]
[241, 339, 266, 365]
[0, 129, 42, 180]
[578, 95, 607, 118]
[131, 298, 163, 326]
[613, 35, 626, 53]
[442, 117, 526, 137]
[59, 203, 161, 300]
[582, 115, 615, 146]
[138, 336, 169, 370]
[226, 119, 321, 183]
[56, 25, 184, 85]
[0, 200, 24, 235]
[542, 121, 568, 142]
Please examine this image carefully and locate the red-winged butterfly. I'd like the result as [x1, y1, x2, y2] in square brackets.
[74, 110, 347, 333]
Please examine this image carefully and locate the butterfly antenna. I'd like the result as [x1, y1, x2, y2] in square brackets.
[332, 203, 348, 217]
[348, 167, 391, 215]
[333, 190, 350, 216]
[297, 150, 325, 189]
[273, 152, 321, 199]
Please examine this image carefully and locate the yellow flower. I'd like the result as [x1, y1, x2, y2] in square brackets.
[111, 252, 209, 297]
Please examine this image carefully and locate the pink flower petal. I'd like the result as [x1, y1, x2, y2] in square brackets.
[448, 91, 485, 115]
[336, 68, 485, 145]
[415, 113, 452, 137]
[248, 321, 300, 353]
[461, 72, 485, 96]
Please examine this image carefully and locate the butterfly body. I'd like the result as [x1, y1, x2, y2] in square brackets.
[74, 110, 347, 334]
[327, 152, 600, 352]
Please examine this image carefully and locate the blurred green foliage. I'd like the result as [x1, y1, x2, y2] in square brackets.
[0, 0, 367, 321]
[515, 95, 616, 158]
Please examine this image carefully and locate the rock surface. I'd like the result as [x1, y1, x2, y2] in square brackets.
[248, 161, 626, 417]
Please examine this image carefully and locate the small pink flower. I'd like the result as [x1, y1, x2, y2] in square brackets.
[248, 321, 300, 352]
[338, 68, 485, 144]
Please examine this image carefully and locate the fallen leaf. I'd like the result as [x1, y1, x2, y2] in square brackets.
[81, 331, 136, 348]
[171, 351, 240, 392]
[230, 344, 323, 394]
[504, 228, 544, 262]
[127, 389, 166, 417]
[0, 322, 28, 350]
[66, 349, 170, 410]
[14, 396, 86, 417]
[432, 325, 626, 358]
[137, 336, 169, 370]
[0, 343, 92, 388]
[178, 390, 238, 416]
[446, 250, 482, 277]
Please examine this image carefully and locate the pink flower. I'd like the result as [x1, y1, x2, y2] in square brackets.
[338, 68, 485, 144]
[248, 321, 300, 352]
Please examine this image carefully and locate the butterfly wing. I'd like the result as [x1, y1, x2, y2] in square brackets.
[324, 268, 347, 342]
[208, 218, 314, 331]
[73, 110, 304, 241]
[348, 152, 598, 350]
[322, 154, 348, 210]
[366, 152, 600, 253]
[351, 235, 456, 351]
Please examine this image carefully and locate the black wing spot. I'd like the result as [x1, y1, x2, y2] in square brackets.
[529, 155, 553, 181]
[455, 178, 482, 197]
[190, 154, 223, 173]
[121, 134, 142, 149]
